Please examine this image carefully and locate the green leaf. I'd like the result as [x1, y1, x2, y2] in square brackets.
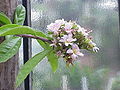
[35, 31, 51, 49]
[16, 49, 52, 87]
[0, 24, 21, 30]
[35, 30, 47, 38]
[0, 24, 21, 39]
[14, 5, 26, 25]
[37, 40, 49, 49]
[0, 24, 43, 36]
[47, 50, 58, 72]
[0, 37, 21, 63]
[35, 30, 58, 72]
[0, 12, 12, 25]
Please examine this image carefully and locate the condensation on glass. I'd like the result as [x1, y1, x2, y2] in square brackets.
[18, 0, 24, 90]
[31, 0, 119, 90]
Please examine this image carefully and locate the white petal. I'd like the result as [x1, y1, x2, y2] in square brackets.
[93, 47, 99, 52]
[77, 52, 84, 56]
[65, 43, 69, 46]
[71, 54, 78, 60]
[67, 49, 73, 54]
[89, 41, 96, 46]
[55, 19, 65, 25]
[69, 43, 73, 45]
[59, 39, 65, 42]
[72, 38, 77, 42]
[65, 22, 73, 29]
[72, 44, 79, 50]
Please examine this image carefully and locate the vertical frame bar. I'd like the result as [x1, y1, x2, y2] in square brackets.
[118, 0, 120, 58]
[118, 0, 120, 26]
[22, 0, 32, 90]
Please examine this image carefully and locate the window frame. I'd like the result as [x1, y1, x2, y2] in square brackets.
[22, 0, 32, 90]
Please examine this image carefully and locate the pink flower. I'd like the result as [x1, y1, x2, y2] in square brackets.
[60, 34, 76, 46]
[89, 41, 99, 52]
[77, 25, 88, 36]
[50, 39, 57, 47]
[64, 22, 73, 30]
[55, 19, 66, 25]
[47, 23, 60, 34]
[65, 29, 74, 33]
[67, 44, 84, 60]
[93, 47, 99, 52]
[47, 19, 66, 35]
[89, 40, 96, 46]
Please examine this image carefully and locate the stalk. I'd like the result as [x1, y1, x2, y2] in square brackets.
[16, 34, 52, 44]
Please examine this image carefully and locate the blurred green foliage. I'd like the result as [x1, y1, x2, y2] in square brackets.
[112, 76, 120, 90]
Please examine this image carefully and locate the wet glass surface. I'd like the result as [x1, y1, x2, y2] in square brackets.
[18, 0, 24, 89]
[31, 0, 119, 90]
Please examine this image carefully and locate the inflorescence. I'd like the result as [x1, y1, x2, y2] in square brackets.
[47, 19, 99, 65]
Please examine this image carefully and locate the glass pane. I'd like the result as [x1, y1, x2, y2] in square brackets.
[19, 38, 25, 90]
[31, 0, 119, 90]
[18, 0, 24, 89]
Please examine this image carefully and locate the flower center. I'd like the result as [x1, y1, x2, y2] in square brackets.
[73, 49, 77, 54]
[65, 41, 70, 43]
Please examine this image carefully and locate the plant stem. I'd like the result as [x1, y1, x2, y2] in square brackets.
[16, 34, 52, 43]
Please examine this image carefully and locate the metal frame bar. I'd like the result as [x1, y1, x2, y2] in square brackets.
[118, 0, 120, 63]
[118, 0, 120, 56]
[22, 0, 32, 90]
[118, 1, 120, 23]
[118, 1, 120, 25]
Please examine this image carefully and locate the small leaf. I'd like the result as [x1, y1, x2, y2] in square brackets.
[0, 12, 12, 25]
[0, 24, 43, 36]
[0, 37, 21, 63]
[47, 50, 58, 72]
[16, 49, 52, 87]
[14, 5, 26, 25]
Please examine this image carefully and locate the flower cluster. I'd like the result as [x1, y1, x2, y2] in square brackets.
[47, 19, 99, 65]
